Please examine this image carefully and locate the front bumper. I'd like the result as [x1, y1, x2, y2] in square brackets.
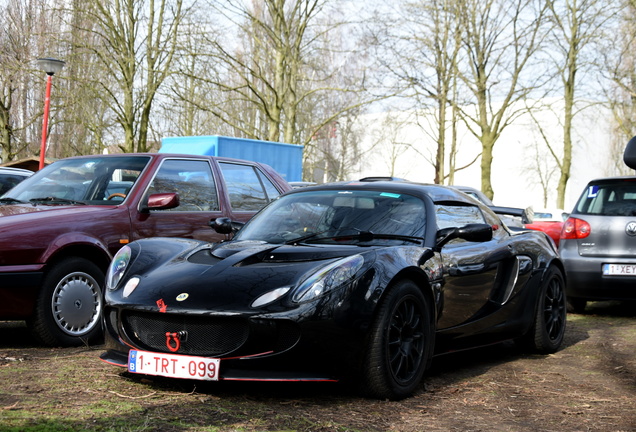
[99, 347, 339, 382]
[101, 304, 366, 381]
[0, 267, 43, 318]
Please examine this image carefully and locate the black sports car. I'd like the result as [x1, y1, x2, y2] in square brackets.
[100, 181, 566, 400]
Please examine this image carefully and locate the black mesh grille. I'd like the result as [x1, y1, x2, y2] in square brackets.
[274, 320, 301, 352]
[122, 311, 249, 356]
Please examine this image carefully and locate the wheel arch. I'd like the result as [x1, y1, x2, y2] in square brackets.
[388, 268, 437, 317]
[44, 243, 113, 276]
[546, 258, 566, 285]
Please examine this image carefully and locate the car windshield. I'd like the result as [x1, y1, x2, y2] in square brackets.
[235, 189, 426, 245]
[1, 156, 150, 205]
[574, 179, 636, 216]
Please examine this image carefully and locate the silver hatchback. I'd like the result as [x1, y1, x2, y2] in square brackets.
[559, 176, 636, 312]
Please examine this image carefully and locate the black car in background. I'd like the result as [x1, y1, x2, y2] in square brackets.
[101, 180, 566, 400]
[0, 166, 32, 194]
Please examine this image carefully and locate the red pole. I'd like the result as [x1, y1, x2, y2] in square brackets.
[38, 74, 53, 170]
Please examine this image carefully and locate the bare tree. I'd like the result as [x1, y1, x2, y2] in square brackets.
[384, 0, 465, 184]
[457, 0, 549, 200]
[72, 0, 188, 153]
[605, 0, 636, 173]
[547, 0, 619, 208]
[0, 0, 58, 162]
[194, 0, 381, 145]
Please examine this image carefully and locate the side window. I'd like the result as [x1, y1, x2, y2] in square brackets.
[436, 204, 485, 229]
[436, 204, 487, 245]
[257, 169, 282, 201]
[219, 162, 274, 211]
[147, 159, 219, 211]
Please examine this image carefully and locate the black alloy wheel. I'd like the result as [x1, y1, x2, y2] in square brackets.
[361, 279, 433, 400]
[524, 266, 567, 353]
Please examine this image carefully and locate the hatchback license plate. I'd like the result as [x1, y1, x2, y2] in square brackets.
[602, 264, 636, 276]
[128, 349, 220, 381]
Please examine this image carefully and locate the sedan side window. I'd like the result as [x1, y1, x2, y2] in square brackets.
[147, 159, 219, 211]
[219, 162, 279, 211]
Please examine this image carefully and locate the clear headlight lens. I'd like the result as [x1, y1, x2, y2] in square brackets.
[107, 245, 131, 290]
[122, 277, 140, 298]
[293, 254, 364, 303]
[251, 286, 291, 308]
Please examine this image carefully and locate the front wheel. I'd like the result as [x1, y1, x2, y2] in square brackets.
[28, 257, 104, 347]
[522, 266, 567, 354]
[360, 280, 433, 400]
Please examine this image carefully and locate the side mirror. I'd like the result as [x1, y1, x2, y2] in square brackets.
[436, 223, 493, 250]
[209, 217, 245, 235]
[624, 136, 636, 170]
[210, 217, 233, 234]
[140, 193, 180, 213]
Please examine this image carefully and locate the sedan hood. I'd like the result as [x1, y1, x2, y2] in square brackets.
[0, 202, 118, 220]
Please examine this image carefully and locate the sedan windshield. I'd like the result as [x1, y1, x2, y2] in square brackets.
[2, 156, 150, 205]
[235, 189, 426, 245]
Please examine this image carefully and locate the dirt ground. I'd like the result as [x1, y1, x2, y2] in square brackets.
[0, 301, 634, 432]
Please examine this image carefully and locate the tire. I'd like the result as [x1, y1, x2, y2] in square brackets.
[523, 266, 567, 354]
[28, 257, 104, 347]
[566, 297, 587, 314]
[360, 280, 433, 400]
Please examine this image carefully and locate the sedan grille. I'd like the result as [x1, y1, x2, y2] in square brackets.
[122, 311, 249, 356]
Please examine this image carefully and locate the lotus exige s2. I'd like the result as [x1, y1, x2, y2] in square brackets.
[100, 181, 566, 400]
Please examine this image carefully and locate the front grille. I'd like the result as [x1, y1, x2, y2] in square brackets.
[122, 311, 249, 356]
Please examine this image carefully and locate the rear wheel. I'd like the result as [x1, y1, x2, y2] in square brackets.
[566, 297, 587, 314]
[28, 257, 104, 347]
[523, 266, 566, 353]
[360, 280, 433, 400]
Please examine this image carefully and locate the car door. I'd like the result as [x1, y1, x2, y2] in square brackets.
[217, 161, 285, 224]
[131, 158, 226, 243]
[436, 202, 514, 330]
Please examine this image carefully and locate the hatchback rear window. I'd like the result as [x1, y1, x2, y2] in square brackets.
[574, 180, 636, 216]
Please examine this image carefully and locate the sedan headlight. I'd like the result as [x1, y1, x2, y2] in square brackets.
[107, 245, 131, 290]
[293, 254, 364, 303]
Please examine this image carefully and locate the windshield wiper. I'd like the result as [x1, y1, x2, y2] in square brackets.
[29, 197, 86, 205]
[333, 232, 424, 244]
[284, 230, 331, 245]
[302, 229, 424, 245]
[0, 197, 26, 204]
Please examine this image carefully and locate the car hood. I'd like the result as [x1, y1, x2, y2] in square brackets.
[112, 239, 375, 314]
[0, 203, 119, 224]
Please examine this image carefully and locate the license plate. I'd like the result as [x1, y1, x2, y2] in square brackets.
[602, 264, 636, 276]
[128, 349, 220, 381]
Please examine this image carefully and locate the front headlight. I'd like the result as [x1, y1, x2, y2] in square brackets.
[107, 245, 131, 290]
[292, 254, 364, 303]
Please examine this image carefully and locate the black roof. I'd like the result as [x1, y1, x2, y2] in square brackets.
[287, 180, 479, 205]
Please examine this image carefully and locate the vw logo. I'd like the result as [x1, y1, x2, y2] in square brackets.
[626, 222, 636, 236]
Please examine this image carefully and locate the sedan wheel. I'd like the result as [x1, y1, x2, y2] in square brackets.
[566, 297, 587, 314]
[28, 257, 104, 347]
[361, 280, 432, 400]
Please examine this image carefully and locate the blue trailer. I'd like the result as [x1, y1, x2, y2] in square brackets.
[159, 135, 304, 182]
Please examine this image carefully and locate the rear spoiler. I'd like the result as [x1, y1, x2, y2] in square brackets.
[490, 206, 534, 225]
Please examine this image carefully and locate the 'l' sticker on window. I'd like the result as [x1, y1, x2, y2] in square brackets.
[587, 185, 599, 198]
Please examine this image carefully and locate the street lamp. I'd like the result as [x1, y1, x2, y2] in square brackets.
[36, 57, 65, 170]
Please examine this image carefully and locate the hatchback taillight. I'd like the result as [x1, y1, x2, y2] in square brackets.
[560, 217, 591, 240]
